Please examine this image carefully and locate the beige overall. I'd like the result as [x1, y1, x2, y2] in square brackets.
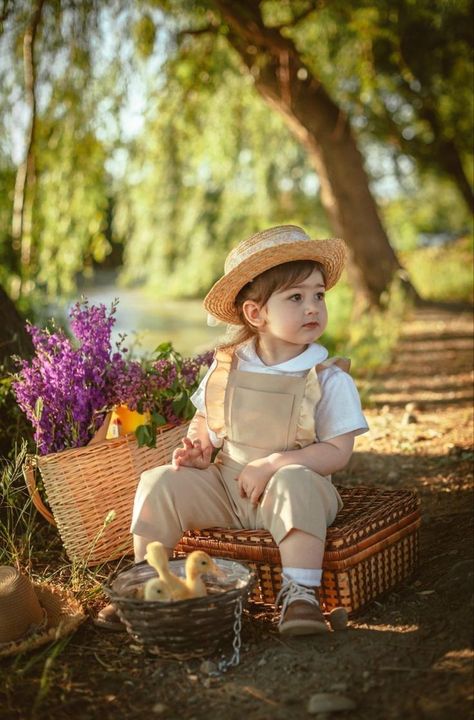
[131, 353, 343, 549]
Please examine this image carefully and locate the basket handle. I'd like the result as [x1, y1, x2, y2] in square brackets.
[23, 457, 56, 526]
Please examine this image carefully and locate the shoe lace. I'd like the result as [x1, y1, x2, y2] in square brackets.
[275, 580, 318, 626]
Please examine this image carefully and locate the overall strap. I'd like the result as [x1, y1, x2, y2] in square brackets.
[295, 356, 351, 448]
[205, 347, 235, 437]
[316, 356, 351, 374]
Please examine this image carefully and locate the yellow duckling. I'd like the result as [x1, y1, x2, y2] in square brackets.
[143, 577, 173, 602]
[184, 550, 224, 598]
[144, 541, 222, 601]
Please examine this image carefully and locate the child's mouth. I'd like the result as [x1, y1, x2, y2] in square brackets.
[303, 322, 318, 329]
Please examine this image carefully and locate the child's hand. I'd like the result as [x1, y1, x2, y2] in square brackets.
[237, 457, 275, 506]
[172, 437, 212, 470]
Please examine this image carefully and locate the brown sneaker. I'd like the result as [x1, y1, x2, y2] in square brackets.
[277, 582, 329, 636]
[93, 603, 125, 631]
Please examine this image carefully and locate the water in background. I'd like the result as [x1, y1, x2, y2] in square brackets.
[59, 274, 223, 358]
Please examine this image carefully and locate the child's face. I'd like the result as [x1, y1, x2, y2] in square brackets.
[249, 268, 328, 349]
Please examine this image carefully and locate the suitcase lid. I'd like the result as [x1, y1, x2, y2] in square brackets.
[326, 486, 420, 554]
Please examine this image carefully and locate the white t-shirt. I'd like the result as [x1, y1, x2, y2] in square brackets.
[191, 339, 369, 448]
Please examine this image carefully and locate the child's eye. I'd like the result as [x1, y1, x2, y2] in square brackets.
[288, 293, 302, 302]
[316, 292, 326, 301]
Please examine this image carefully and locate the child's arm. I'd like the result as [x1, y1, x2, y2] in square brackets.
[237, 432, 355, 506]
[269, 432, 355, 476]
[187, 412, 213, 449]
[172, 412, 214, 470]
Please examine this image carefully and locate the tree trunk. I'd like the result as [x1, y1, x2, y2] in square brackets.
[0, 284, 33, 371]
[11, 0, 45, 291]
[213, 0, 417, 305]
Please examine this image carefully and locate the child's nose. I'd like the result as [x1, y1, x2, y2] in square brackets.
[305, 300, 318, 314]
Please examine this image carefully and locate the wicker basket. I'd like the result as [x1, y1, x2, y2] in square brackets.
[176, 486, 421, 615]
[105, 558, 254, 659]
[24, 423, 188, 566]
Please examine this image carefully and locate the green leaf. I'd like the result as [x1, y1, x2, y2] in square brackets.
[182, 399, 195, 421]
[154, 341, 173, 355]
[151, 412, 167, 426]
[135, 423, 156, 448]
[172, 391, 188, 414]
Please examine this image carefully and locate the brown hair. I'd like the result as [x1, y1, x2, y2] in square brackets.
[218, 259, 325, 349]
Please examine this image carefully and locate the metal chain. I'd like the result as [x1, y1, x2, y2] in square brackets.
[214, 595, 243, 674]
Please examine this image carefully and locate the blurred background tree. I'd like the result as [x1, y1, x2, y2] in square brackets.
[0, 0, 472, 313]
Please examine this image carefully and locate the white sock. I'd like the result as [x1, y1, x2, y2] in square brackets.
[282, 567, 323, 588]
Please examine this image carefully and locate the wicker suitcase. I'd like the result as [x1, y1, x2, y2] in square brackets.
[176, 486, 421, 615]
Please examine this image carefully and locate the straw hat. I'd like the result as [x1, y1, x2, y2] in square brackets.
[204, 225, 347, 324]
[0, 566, 84, 657]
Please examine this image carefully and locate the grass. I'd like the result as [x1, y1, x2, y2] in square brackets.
[0, 442, 41, 569]
[402, 235, 473, 304]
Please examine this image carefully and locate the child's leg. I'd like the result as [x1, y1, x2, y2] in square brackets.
[131, 462, 241, 552]
[277, 529, 327, 635]
[279, 528, 325, 569]
[256, 464, 342, 635]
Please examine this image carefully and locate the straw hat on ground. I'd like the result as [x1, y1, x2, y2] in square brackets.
[0, 566, 84, 657]
[204, 225, 347, 325]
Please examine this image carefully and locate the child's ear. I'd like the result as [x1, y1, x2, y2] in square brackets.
[242, 300, 266, 329]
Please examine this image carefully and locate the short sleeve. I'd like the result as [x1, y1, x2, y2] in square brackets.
[315, 366, 369, 441]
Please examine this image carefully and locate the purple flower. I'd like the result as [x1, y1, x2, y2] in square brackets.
[12, 298, 215, 453]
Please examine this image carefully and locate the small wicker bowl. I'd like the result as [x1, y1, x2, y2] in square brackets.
[105, 558, 255, 658]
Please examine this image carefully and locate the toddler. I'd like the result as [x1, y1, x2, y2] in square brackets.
[97, 225, 368, 634]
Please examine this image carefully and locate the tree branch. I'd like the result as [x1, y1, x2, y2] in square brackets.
[177, 24, 218, 41]
[273, 2, 319, 31]
[213, 0, 292, 52]
[0, 0, 14, 25]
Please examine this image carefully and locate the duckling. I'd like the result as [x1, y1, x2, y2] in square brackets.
[145, 541, 192, 599]
[184, 551, 223, 598]
[144, 542, 222, 600]
[143, 577, 173, 602]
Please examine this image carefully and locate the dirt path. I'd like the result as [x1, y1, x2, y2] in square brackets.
[2, 304, 473, 720]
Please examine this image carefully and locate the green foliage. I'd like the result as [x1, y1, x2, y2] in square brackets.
[381, 176, 472, 251]
[0, 0, 120, 298]
[133, 13, 157, 58]
[344, 275, 410, 374]
[34, 108, 110, 296]
[319, 273, 409, 375]
[117, 36, 328, 296]
[287, 0, 473, 202]
[402, 236, 473, 303]
[0, 373, 34, 460]
[134, 341, 209, 448]
[322, 237, 473, 386]
[0, 0, 470, 308]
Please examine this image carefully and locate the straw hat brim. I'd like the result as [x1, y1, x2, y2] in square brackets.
[0, 581, 84, 658]
[204, 238, 347, 325]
